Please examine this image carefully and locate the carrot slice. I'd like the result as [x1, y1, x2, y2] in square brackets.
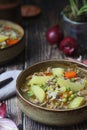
[61, 91, 70, 98]
[4, 25, 11, 30]
[64, 71, 77, 79]
[6, 38, 19, 46]
[44, 72, 53, 76]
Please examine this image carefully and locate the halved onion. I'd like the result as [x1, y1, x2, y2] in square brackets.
[0, 118, 18, 130]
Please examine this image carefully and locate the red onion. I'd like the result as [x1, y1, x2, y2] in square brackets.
[0, 102, 6, 118]
[82, 60, 87, 65]
[46, 25, 64, 45]
[60, 37, 79, 56]
[0, 118, 18, 130]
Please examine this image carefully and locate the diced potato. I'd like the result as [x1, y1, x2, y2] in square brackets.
[0, 35, 8, 42]
[68, 97, 85, 109]
[57, 78, 85, 92]
[28, 75, 52, 86]
[52, 68, 64, 76]
[59, 86, 66, 92]
[31, 85, 45, 103]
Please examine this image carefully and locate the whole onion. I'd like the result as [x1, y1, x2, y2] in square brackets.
[0, 118, 18, 130]
[46, 25, 64, 45]
[60, 37, 79, 56]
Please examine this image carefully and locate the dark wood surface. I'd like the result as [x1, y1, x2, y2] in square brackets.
[0, 0, 87, 130]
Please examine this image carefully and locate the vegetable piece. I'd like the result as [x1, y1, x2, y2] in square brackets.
[64, 71, 77, 78]
[0, 102, 6, 118]
[59, 86, 66, 92]
[4, 25, 11, 30]
[61, 91, 70, 98]
[27, 91, 34, 97]
[6, 38, 19, 46]
[0, 118, 18, 130]
[44, 72, 53, 76]
[59, 37, 79, 56]
[0, 35, 8, 42]
[46, 25, 64, 45]
[52, 68, 64, 76]
[28, 75, 52, 85]
[57, 78, 85, 92]
[31, 85, 45, 103]
[68, 97, 85, 109]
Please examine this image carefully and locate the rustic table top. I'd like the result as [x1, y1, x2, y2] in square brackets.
[0, 0, 87, 130]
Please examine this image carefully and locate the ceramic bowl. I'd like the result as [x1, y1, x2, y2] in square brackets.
[16, 60, 87, 126]
[0, 20, 24, 64]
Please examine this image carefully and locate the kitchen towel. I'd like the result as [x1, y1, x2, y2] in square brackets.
[0, 70, 21, 101]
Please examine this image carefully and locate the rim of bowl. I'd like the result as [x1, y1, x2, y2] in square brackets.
[16, 59, 87, 112]
[0, 20, 24, 51]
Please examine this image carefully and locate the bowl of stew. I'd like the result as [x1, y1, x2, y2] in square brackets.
[0, 20, 24, 64]
[16, 60, 87, 126]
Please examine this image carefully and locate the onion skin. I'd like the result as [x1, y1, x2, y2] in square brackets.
[0, 118, 18, 130]
[60, 37, 79, 56]
[0, 102, 6, 118]
[46, 25, 64, 45]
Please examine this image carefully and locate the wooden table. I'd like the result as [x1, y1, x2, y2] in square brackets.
[0, 0, 87, 129]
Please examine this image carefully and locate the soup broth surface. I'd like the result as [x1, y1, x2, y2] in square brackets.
[0, 23, 22, 49]
[21, 66, 87, 110]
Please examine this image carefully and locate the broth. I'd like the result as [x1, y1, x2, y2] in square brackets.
[0, 23, 22, 49]
[21, 66, 87, 110]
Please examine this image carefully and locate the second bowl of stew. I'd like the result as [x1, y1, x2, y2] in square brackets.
[0, 20, 24, 64]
